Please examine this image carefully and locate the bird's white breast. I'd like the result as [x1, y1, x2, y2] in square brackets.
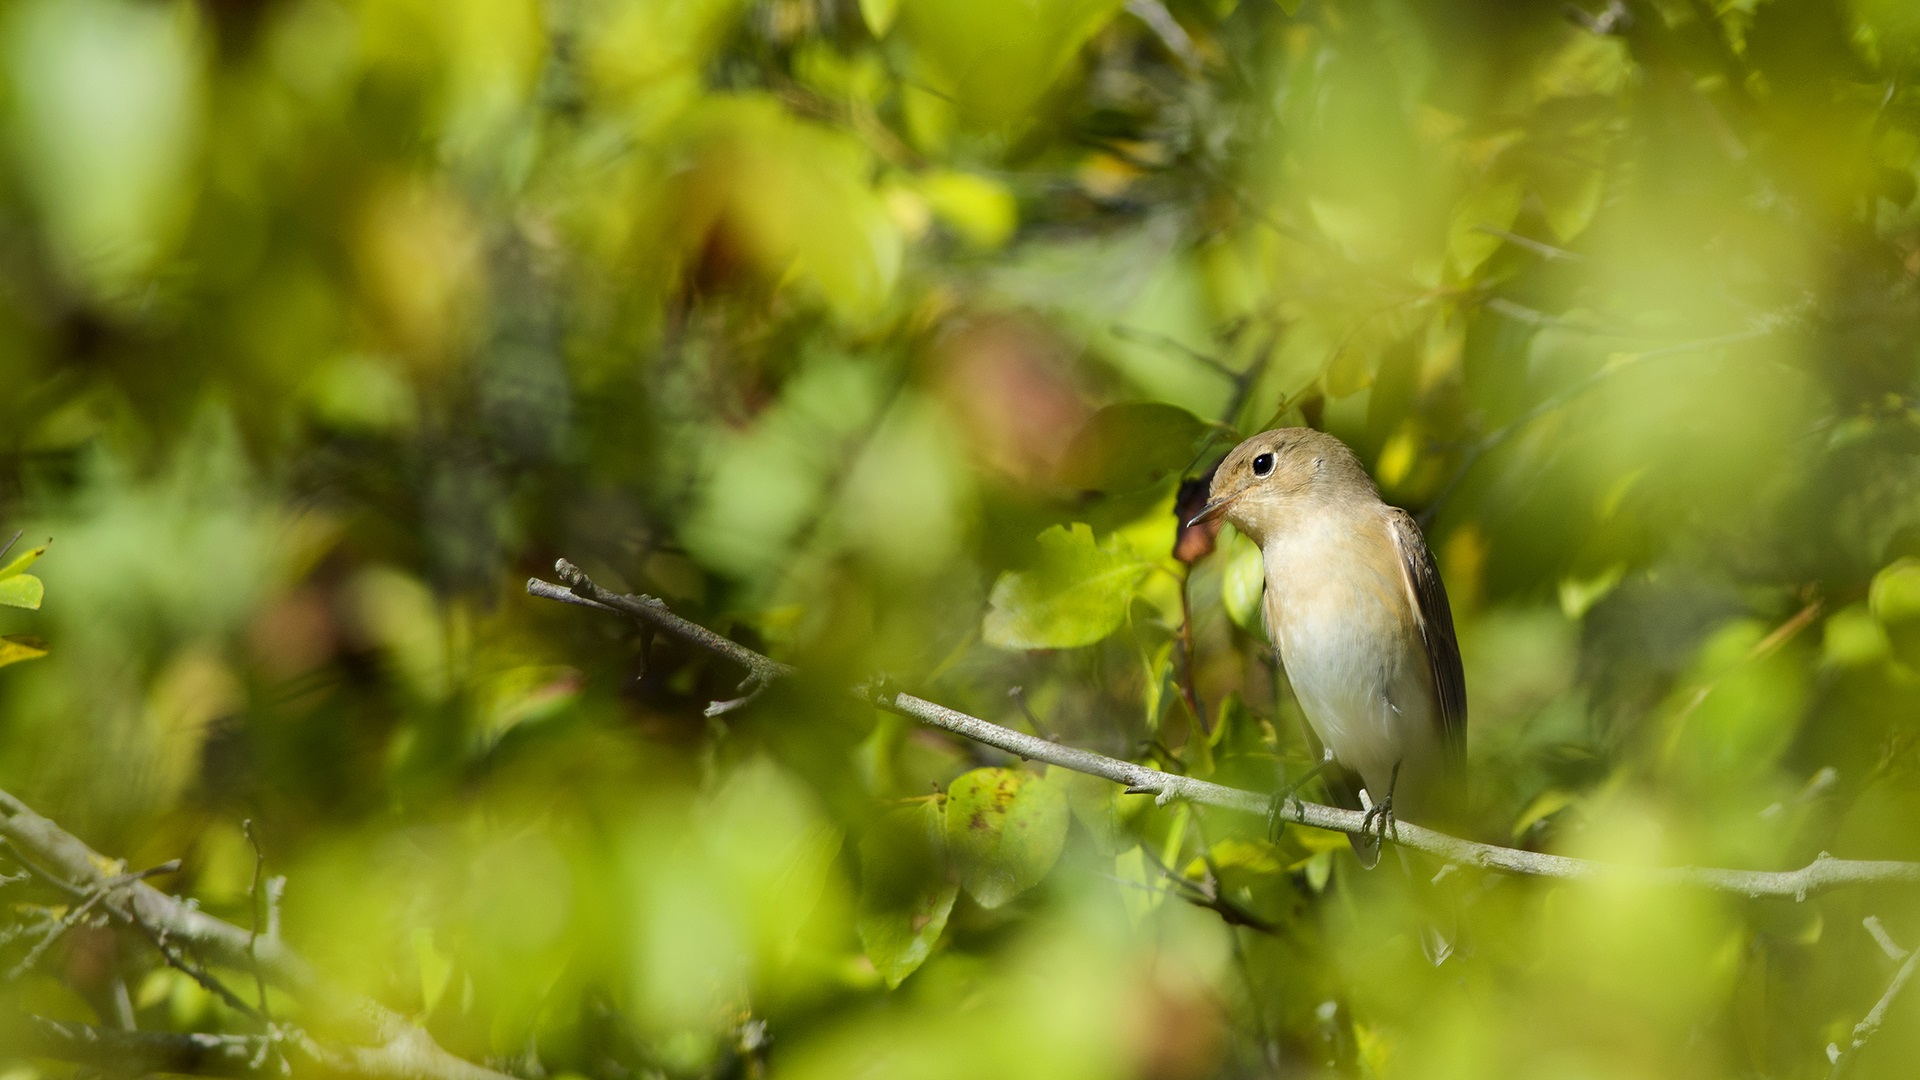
[1261, 509, 1439, 803]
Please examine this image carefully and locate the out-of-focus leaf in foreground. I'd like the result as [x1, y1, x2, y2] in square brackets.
[1056, 401, 1215, 494]
[894, 0, 1123, 130]
[857, 800, 957, 986]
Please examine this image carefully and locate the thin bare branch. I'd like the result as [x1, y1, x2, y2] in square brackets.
[0, 788, 515, 1080]
[1865, 915, 1910, 962]
[243, 818, 275, 1026]
[5, 860, 179, 980]
[10, 1014, 492, 1080]
[1474, 225, 1589, 263]
[536, 560, 793, 718]
[1829, 941, 1920, 1077]
[12, 1016, 271, 1078]
[529, 562, 1920, 899]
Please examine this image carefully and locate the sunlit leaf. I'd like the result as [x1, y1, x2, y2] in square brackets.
[668, 97, 902, 322]
[1447, 177, 1524, 277]
[1821, 603, 1889, 668]
[943, 767, 1069, 908]
[1558, 564, 1624, 620]
[1870, 558, 1920, 666]
[0, 574, 44, 610]
[983, 524, 1152, 649]
[1113, 845, 1164, 921]
[917, 169, 1016, 249]
[0, 541, 48, 580]
[895, 0, 1124, 128]
[0, 636, 49, 669]
[1219, 526, 1265, 633]
[6, 0, 202, 300]
[412, 927, 454, 1017]
[859, 0, 900, 36]
[1140, 636, 1173, 731]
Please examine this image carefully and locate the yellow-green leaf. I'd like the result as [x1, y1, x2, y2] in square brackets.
[0, 574, 44, 610]
[943, 767, 1069, 908]
[0, 541, 48, 580]
[895, 0, 1123, 128]
[983, 523, 1151, 649]
[859, 0, 900, 36]
[916, 169, 1016, 249]
[1220, 526, 1265, 632]
[0, 636, 49, 669]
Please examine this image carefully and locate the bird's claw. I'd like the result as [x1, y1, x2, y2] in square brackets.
[1360, 794, 1397, 844]
[1266, 783, 1308, 843]
[1360, 760, 1404, 846]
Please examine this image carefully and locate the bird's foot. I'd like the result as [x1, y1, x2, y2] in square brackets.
[1359, 760, 1404, 845]
[1265, 787, 1298, 844]
[1266, 753, 1333, 843]
[1360, 792, 1397, 845]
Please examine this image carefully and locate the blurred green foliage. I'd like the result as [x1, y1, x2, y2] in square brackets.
[4, 0, 1920, 1077]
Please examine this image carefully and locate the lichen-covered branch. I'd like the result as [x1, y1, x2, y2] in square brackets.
[531, 561, 1920, 899]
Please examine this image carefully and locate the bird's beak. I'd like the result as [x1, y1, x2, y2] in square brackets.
[1186, 495, 1235, 529]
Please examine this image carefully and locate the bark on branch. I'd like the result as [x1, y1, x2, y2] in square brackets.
[530, 561, 1920, 900]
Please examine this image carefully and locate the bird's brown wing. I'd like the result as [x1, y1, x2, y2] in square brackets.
[1386, 508, 1467, 760]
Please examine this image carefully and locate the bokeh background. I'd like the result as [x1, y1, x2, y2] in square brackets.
[5, 0, 1920, 1076]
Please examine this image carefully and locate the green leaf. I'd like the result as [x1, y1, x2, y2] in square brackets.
[1822, 603, 1890, 668]
[943, 767, 1069, 908]
[1446, 177, 1524, 277]
[1056, 402, 1212, 493]
[0, 541, 47, 580]
[916, 169, 1017, 249]
[0, 636, 49, 669]
[1140, 637, 1174, 731]
[895, 0, 1124, 128]
[856, 801, 957, 986]
[1219, 526, 1265, 632]
[412, 928, 453, 1018]
[859, 0, 900, 36]
[1207, 691, 1269, 761]
[0, 574, 44, 610]
[1664, 620, 1808, 787]
[1870, 559, 1920, 666]
[1870, 558, 1920, 622]
[983, 523, 1151, 649]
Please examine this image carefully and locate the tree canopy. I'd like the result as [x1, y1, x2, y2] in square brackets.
[5, 1, 1920, 1078]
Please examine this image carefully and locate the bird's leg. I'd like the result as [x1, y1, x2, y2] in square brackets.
[1268, 748, 1336, 842]
[1360, 760, 1402, 845]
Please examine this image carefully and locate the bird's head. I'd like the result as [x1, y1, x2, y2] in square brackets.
[1186, 428, 1374, 545]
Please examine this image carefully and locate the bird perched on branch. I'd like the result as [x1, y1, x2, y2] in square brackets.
[1189, 428, 1466, 867]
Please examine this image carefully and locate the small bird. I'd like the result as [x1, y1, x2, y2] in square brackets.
[1190, 428, 1466, 866]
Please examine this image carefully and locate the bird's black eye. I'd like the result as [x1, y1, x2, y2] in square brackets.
[1252, 452, 1275, 477]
